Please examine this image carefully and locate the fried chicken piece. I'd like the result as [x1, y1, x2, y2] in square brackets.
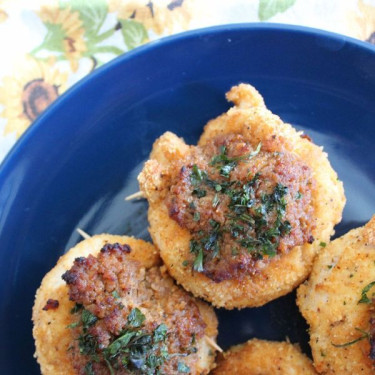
[297, 216, 375, 374]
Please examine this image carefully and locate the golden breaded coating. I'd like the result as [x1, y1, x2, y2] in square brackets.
[212, 339, 317, 374]
[138, 83, 345, 309]
[32, 234, 218, 374]
[297, 216, 375, 374]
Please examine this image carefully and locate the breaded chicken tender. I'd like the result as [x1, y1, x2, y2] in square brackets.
[32, 234, 218, 374]
[138, 84, 345, 309]
[211, 338, 317, 374]
[297, 216, 375, 374]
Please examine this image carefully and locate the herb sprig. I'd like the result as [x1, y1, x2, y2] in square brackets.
[331, 327, 370, 348]
[359, 281, 375, 304]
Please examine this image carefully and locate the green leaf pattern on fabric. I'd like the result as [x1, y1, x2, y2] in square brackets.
[60, 0, 108, 41]
[38, 23, 66, 52]
[119, 19, 148, 50]
[258, 0, 297, 21]
[31, 0, 151, 69]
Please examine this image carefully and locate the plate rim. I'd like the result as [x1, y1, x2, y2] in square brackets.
[1, 22, 375, 180]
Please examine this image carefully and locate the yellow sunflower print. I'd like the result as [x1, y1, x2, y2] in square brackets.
[0, 56, 67, 138]
[347, 0, 375, 42]
[109, 0, 194, 35]
[38, 6, 87, 71]
[0, 0, 8, 23]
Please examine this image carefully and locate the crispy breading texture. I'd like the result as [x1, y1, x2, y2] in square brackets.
[297, 216, 375, 374]
[212, 338, 317, 374]
[32, 234, 218, 375]
[138, 83, 345, 309]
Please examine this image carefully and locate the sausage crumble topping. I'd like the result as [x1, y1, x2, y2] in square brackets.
[61, 243, 206, 374]
[166, 134, 316, 282]
[42, 298, 59, 311]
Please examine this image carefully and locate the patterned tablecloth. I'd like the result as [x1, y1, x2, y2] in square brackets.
[0, 0, 374, 163]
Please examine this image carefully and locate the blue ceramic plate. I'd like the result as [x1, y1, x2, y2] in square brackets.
[1, 24, 375, 373]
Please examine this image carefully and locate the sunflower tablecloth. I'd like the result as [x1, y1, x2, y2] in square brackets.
[0, 0, 375, 163]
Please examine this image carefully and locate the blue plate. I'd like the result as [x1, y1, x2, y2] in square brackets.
[1, 24, 375, 373]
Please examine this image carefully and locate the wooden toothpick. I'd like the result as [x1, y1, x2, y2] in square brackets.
[76, 228, 91, 239]
[124, 191, 145, 201]
[205, 335, 223, 353]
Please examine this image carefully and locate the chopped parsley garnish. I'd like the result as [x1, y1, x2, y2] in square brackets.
[190, 241, 204, 272]
[319, 242, 326, 248]
[210, 143, 261, 178]
[81, 309, 98, 329]
[127, 307, 146, 327]
[358, 281, 375, 304]
[187, 143, 295, 273]
[190, 164, 207, 185]
[112, 290, 120, 299]
[296, 191, 303, 199]
[71, 303, 83, 314]
[192, 188, 206, 198]
[84, 361, 95, 375]
[68, 307, 180, 374]
[177, 361, 191, 373]
[212, 194, 220, 208]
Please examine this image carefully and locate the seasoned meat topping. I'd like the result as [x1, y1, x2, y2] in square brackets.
[42, 298, 59, 311]
[165, 134, 316, 282]
[62, 243, 206, 374]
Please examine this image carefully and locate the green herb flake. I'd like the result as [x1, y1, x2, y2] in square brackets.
[190, 164, 206, 185]
[78, 333, 98, 356]
[358, 281, 375, 304]
[212, 194, 220, 208]
[111, 290, 120, 299]
[192, 188, 206, 198]
[127, 307, 146, 327]
[193, 211, 200, 222]
[295, 191, 303, 199]
[319, 242, 327, 248]
[191, 333, 196, 345]
[182, 260, 189, 267]
[84, 361, 95, 375]
[327, 265, 333, 269]
[177, 361, 191, 373]
[70, 303, 83, 314]
[81, 309, 98, 329]
[332, 327, 369, 348]
[231, 247, 239, 256]
[210, 143, 261, 178]
[67, 321, 79, 329]
[193, 248, 204, 272]
[153, 324, 168, 343]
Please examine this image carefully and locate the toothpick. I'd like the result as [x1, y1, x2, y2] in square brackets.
[125, 191, 145, 201]
[205, 335, 223, 353]
[76, 228, 91, 239]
